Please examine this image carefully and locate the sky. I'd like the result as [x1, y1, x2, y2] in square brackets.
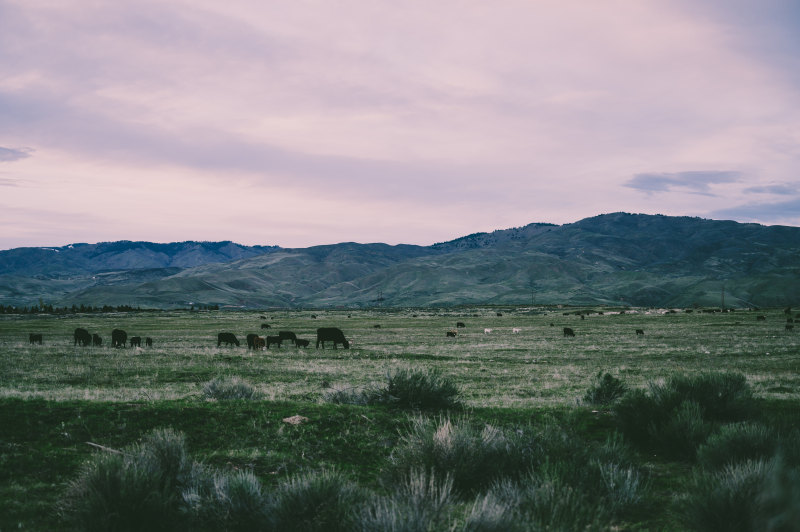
[1, 0, 799, 250]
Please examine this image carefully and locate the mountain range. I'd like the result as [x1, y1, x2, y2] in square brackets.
[2, 213, 798, 309]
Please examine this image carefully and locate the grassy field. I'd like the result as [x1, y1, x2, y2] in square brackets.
[1, 306, 798, 530]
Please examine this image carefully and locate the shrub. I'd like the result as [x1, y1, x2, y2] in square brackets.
[271, 469, 363, 532]
[654, 400, 714, 460]
[697, 423, 779, 470]
[491, 476, 610, 531]
[202, 376, 260, 400]
[60, 428, 191, 532]
[322, 385, 377, 406]
[677, 459, 773, 532]
[595, 461, 644, 516]
[388, 415, 533, 495]
[667, 372, 753, 421]
[613, 389, 665, 447]
[758, 456, 800, 531]
[461, 491, 520, 532]
[582, 371, 628, 406]
[360, 469, 455, 532]
[613, 372, 753, 457]
[376, 367, 462, 410]
[183, 466, 272, 531]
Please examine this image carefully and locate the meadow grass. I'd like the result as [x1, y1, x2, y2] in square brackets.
[1, 306, 798, 530]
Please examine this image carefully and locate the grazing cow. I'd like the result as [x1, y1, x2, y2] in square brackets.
[74, 327, 92, 347]
[92, 333, 102, 346]
[278, 331, 297, 345]
[253, 336, 266, 349]
[29, 333, 43, 345]
[311, 315, 317, 319]
[512, 328, 521, 334]
[260, 315, 267, 319]
[446, 330, 457, 337]
[217, 332, 240, 347]
[130, 336, 142, 347]
[787, 324, 795, 331]
[145, 337, 153, 347]
[373, 324, 381, 329]
[261, 323, 271, 329]
[246, 333, 259, 350]
[757, 315, 766, 321]
[266, 335, 282, 348]
[636, 329, 644, 336]
[456, 322, 466, 328]
[316, 327, 349, 349]
[296, 338, 310, 348]
[563, 327, 575, 337]
[111, 329, 128, 348]
[484, 328, 492, 334]
[497, 312, 503, 317]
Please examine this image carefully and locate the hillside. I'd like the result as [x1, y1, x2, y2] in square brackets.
[1, 213, 798, 308]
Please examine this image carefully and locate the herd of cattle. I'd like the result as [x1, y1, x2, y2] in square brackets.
[26, 326, 351, 350]
[25, 312, 796, 348]
[69, 327, 153, 348]
[218, 327, 350, 349]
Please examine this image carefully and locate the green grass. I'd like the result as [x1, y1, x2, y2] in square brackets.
[1, 306, 798, 530]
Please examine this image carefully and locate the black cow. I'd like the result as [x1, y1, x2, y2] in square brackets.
[266, 335, 282, 348]
[260, 323, 271, 329]
[446, 331, 457, 337]
[757, 315, 766, 321]
[636, 329, 644, 336]
[130, 336, 142, 347]
[563, 327, 575, 337]
[787, 324, 795, 331]
[278, 331, 297, 346]
[74, 327, 92, 346]
[217, 332, 240, 347]
[246, 333, 259, 349]
[92, 333, 102, 346]
[29, 333, 43, 345]
[145, 337, 153, 347]
[373, 324, 381, 329]
[111, 329, 128, 348]
[296, 339, 310, 348]
[316, 327, 349, 349]
[456, 322, 466, 328]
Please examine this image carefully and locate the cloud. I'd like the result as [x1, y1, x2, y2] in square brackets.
[743, 183, 799, 195]
[624, 171, 743, 196]
[711, 197, 800, 224]
[0, 146, 32, 162]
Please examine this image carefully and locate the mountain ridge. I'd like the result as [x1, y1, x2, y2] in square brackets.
[2, 213, 798, 309]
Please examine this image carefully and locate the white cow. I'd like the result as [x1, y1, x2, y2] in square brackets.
[484, 328, 493, 334]
[512, 328, 521, 334]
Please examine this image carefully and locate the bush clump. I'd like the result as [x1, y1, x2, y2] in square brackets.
[389, 415, 533, 495]
[613, 372, 754, 460]
[60, 428, 192, 532]
[697, 423, 780, 470]
[677, 459, 774, 532]
[202, 376, 260, 401]
[377, 367, 462, 410]
[270, 469, 364, 532]
[323, 367, 462, 410]
[583, 371, 628, 406]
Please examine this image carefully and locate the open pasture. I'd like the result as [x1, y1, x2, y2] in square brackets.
[2, 306, 800, 530]
[2, 306, 798, 406]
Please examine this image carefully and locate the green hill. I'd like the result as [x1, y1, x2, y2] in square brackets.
[2, 213, 798, 309]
